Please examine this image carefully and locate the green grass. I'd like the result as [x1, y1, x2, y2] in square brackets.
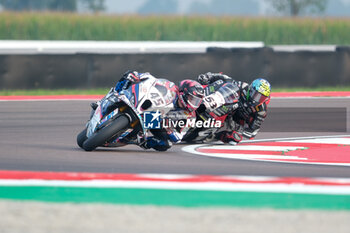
[0, 87, 349, 96]
[1, 186, 350, 209]
[1, 12, 350, 44]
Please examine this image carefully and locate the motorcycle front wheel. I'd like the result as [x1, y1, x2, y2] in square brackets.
[82, 114, 130, 151]
[77, 128, 88, 149]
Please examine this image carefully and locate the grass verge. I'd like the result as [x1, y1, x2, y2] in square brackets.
[0, 187, 349, 209]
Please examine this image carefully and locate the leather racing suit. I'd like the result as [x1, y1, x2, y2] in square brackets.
[197, 72, 269, 144]
[114, 71, 196, 151]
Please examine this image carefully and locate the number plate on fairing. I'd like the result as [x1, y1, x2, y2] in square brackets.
[203, 92, 225, 111]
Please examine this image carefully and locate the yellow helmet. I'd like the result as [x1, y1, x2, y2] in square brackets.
[247, 78, 271, 105]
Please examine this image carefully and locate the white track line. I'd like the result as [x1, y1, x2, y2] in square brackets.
[1, 179, 350, 195]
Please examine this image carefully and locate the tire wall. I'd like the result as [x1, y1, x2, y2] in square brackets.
[1, 47, 350, 89]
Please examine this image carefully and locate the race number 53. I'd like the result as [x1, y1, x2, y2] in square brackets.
[204, 96, 217, 110]
[203, 93, 225, 111]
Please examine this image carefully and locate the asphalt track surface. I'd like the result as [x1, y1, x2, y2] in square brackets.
[0, 98, 349, 177]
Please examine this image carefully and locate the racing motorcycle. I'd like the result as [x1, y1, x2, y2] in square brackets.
[77, 74, 176, 151]
[182, 80, 241, 143]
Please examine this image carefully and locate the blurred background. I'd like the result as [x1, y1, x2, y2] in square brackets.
[0, 0, 350, 90]
[1, 0, 350, 16]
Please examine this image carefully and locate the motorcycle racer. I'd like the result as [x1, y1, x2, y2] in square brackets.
[194, 72, 271, 145]
[97, 70, 204, 151]
[143, 79, 204, 151]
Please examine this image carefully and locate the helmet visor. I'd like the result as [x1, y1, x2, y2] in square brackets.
[187, 94, 203, 110]
[250, 89, 269, 105]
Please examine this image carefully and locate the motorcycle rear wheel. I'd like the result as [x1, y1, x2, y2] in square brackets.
[82, 114, 130, 151]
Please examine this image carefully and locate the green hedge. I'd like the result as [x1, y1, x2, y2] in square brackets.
[1, 12, 350, 44]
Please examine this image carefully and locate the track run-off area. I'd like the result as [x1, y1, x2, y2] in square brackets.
[0, 92, 350, 209]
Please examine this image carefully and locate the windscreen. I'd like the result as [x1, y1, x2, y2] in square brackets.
[217, 83, 239, 104]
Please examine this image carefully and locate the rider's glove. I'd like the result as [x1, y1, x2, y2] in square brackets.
[197, 73, 210, 85]
[198, 72, 231, 85]
[217, 131, 242, 145]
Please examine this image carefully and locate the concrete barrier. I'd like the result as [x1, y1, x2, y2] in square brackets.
[0, 42, 349, 89]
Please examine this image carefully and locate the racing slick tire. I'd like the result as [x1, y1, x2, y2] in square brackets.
[77, 128, 88, 149]
[82, 114, 130, 151]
